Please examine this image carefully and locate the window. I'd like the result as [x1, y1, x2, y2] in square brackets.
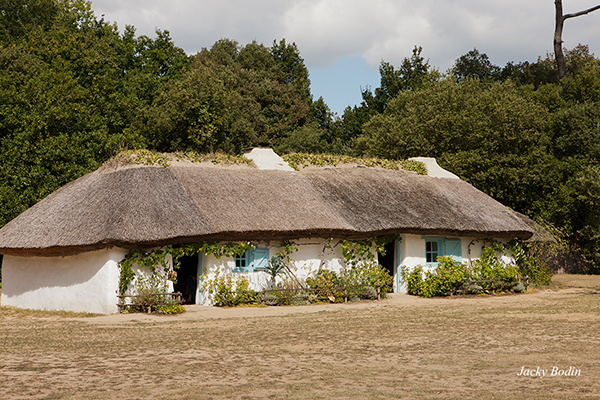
[425, 239, 442, 263]
[233, 248, 270, 272]
[234, 254, 247, 270]
[423, 237, 462, 264]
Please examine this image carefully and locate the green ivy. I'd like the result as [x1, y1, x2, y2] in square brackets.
[338, 235, 401, 268]
[117, 242, 255, 295]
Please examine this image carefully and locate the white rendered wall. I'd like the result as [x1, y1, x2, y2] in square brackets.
[1, 248, 127, 314]
[199, 238, 347, 306]
[127, 252, 174, 295]
[396, 235, 512, 293]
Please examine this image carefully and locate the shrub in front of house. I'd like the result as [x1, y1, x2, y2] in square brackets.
[402, 254, 526, 298]
[306, 269, 345, 302]
[408, 256, 469, 298]
[344, 262, 394, 298]
[122, 274, 185, 314]
[203, 270, 258, 307]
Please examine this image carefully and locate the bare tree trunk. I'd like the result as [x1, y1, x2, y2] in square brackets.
[554, 1, 568, 79]
[554, 0, 600, 80]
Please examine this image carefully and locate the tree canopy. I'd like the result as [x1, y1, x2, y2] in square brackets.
[1, 0, 600, 272]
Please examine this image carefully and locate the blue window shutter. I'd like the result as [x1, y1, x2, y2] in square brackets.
[244, 250, 253, 272]
[445, 239, 462, 262]
[252, 248, 270, 271]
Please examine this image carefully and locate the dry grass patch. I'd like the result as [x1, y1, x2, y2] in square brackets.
[1, 275, 599, 399]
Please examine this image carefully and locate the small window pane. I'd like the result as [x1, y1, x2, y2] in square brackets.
[426, 240, 439, 263]
[235, 255, 246, 269]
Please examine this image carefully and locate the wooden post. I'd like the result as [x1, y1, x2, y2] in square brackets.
[344, 286, 348, 303]
[377, 285, 381, 301]
[261, 288, 266, 306]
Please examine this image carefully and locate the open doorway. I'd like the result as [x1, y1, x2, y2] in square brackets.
[174, 254, 198, 304]
[377, 241, 396, 292]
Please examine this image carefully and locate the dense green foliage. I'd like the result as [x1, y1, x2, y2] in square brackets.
[351, 46, 600, 273]
[2, 0, 600, 273]
[203, 269, 257, 307]
[402, 242, 551, 298]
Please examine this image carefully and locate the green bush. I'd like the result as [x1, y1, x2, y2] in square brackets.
[402, 248, 533, 297]
[508, 241, 553, 286]
[469, 247, 520, 291]
[345, 262, 393, 297]
[401, 265, 425, 296]
[125, 274, 178, 313]
[305, 263, 393, 301]
[419, 256, 469, 298]
[203, 270, 257, 307]
[156, 304, 186, 314]
[306, 269, 344, 302]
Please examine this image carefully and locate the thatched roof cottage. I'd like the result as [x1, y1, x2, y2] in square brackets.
[0, 149, 533, 313]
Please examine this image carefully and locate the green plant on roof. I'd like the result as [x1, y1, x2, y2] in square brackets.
[281, 152, 427, 174]
[108, 150, 252, 168]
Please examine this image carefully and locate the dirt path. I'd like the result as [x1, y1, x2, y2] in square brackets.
[85, 278, 600, 325]
[2, 275, 600, 400]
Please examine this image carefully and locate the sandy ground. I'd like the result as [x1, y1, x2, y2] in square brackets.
[1, 275, 600, 400]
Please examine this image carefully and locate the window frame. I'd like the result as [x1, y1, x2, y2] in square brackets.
[422, 237, 462, 265]
[424, 237, 444, 265]
[232, 248, 270, 273]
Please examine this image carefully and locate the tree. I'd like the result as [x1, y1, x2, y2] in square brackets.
[270, 39, 311, 102]
[554, 0, 600, 79]
[357, 78, 555, 213]
[328, 46, 438, 149]
[361, 46, 435, 113]
[451, 49, 500, 83]
[137, 38, 316, 153]
[0, 0, 58, 43]
[0, 0, 187, 225]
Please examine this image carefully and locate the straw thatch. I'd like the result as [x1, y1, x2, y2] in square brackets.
[0, 160, 533, 256]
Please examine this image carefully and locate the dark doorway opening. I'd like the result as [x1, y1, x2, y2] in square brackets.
[174, 254, 198, 304]
[377, 241, 396, 291]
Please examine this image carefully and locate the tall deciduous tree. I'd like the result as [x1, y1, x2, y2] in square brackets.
[451, 48, 500, 83]
[554, 0, 600, 79]
[357, 78, 554, 214]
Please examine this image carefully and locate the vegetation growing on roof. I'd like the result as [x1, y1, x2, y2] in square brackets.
[108, 149, 252, 168]
[282, 153, 427, 174]
[175, 151, 252, 166]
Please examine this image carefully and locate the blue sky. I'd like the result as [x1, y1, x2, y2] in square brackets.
[91, 0, 600, 116]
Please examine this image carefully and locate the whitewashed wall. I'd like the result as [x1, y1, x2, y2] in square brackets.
[199, 238, 348, 306]
[396, 234, 512, 293]
[0, 235, 516, 313]
[1, 247, 127, 314]
[198, 235, 512, 303]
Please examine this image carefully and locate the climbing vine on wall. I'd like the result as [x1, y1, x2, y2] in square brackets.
[117, 242, 255, 295]
[336, 235, 401, 268]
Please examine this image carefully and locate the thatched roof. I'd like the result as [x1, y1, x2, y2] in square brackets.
[0, 157, 533, 256]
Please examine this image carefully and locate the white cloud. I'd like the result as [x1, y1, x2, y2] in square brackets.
[91, 0, 600, 69]
[89, 0, 600, 113]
